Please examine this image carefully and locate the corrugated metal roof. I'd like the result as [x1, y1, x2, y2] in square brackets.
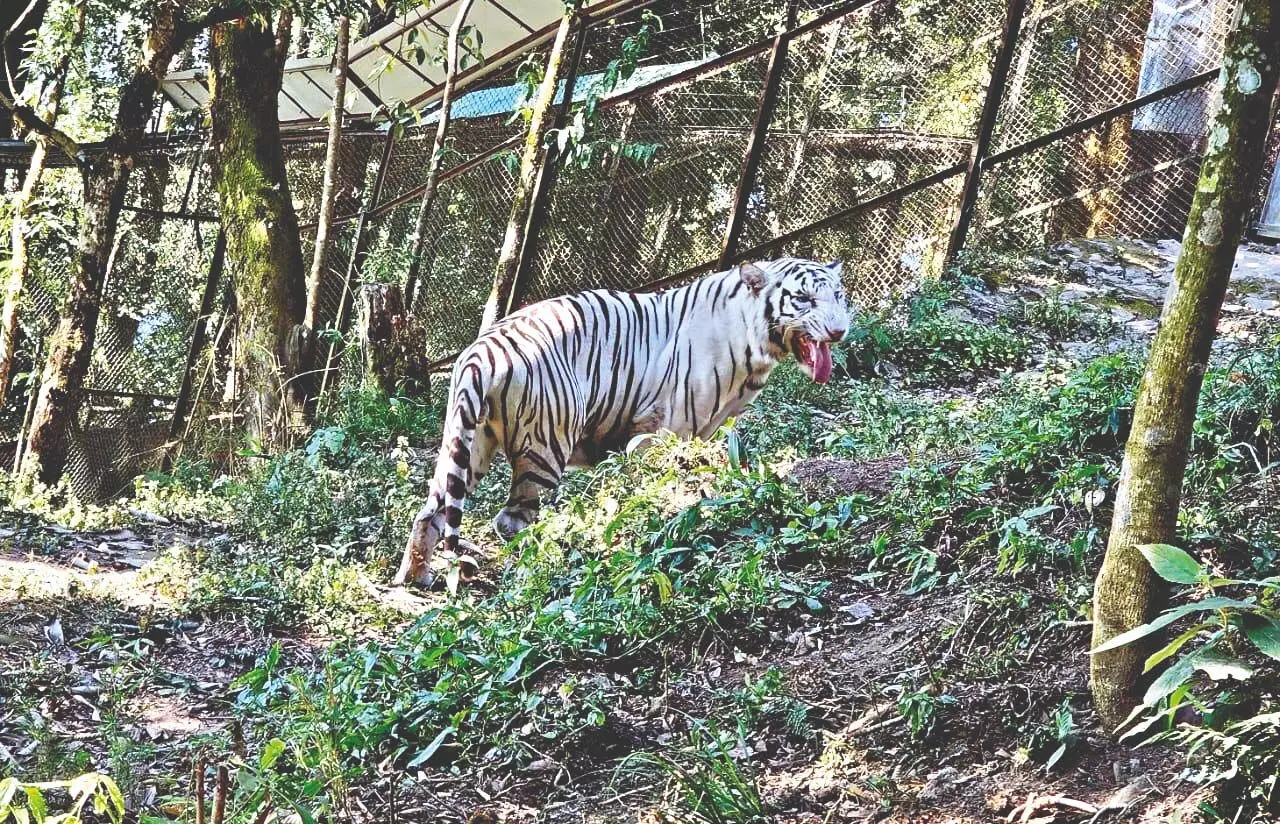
[160, 0, 638, 127]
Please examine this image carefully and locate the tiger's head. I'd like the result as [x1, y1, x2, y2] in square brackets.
[740, 257, 850, 384]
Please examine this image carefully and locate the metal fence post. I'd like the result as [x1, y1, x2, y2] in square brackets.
[504, 10, 590, 316]
[163, 227, 227, 469]
[943, 0, 1028, 268]
[718, 0, 800, 270]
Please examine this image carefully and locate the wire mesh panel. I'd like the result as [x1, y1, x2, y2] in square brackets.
[990, 0, 1230, 153]
[0, 235, 69, 460]
[287, 131, 381, 226]
[522, 49, 773, 301]
[55, 144, 219, 498]
[966, 0, 1234, 251]
[773, 176, 963, 303]
[742, 0, 1001, 257]
[377, 50, 532, 208]
[405, 153, 522, 359]
[974, 93, 1206, 249]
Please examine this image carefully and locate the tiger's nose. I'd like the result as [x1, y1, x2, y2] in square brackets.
[824, 327, 847, 343]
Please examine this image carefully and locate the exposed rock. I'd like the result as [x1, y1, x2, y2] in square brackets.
[918, 767, 967, 803]
[790, 455, 907, 499]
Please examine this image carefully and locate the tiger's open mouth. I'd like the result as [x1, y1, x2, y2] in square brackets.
[794, 334, 833, 384]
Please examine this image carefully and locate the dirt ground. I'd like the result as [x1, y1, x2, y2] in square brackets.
[0, 509, 1205, 823]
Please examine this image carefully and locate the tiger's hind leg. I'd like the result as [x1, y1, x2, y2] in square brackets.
[495, 448, 567, 542]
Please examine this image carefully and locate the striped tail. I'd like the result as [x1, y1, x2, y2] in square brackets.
[394, 360, 485, 587]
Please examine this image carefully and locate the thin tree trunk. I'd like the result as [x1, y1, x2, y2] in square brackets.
[480, 7, 575, 331]
[1089, 0, 1279, 731]
[403, 0, 477, 311]
[0, 2, 83, 402]
[22, 9, 187, 485]
[304, 14, 349, 331]
[209, 13, 310, 450]
[596, 101, 649, 276]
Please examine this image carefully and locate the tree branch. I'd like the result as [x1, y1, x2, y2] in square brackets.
[0, 85, 83, 166]
[274, 9, 294, 66]
[176, 5, 248, 41]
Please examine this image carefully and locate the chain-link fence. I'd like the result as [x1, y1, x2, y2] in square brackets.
[3, 0, 1270, 496]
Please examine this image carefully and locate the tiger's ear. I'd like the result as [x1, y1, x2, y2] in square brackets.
[827, 260, 844, 277]
[739, 263, 769, 293]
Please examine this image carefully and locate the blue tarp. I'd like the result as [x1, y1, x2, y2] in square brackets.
[420, 58, 712, 123]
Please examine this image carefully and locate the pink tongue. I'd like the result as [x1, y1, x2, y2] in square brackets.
[813, 341, 832, 384]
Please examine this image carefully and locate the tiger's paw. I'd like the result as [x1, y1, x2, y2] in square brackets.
[494, 509, 534, 542]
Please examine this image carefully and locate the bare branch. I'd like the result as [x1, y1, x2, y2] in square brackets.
[0, 85, 82, 166]
[1, 0, 42, 102]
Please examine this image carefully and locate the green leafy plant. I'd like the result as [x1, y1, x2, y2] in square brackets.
[621, 727, 766, 824]
[841, 281, 1028, 385]
[1091, 543, 1280, 817]
[1026, 699, 1078, 772]
[548, 11, 663, 170]
[1091, 543, 1278, 732]
[0, 773, 125, 824]
[897, 688, 952, 740]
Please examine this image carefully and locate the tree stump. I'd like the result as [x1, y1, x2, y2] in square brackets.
[357, 283, 420, 396]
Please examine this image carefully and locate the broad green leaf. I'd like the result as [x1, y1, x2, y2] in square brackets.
[1137, 543, 1202, 584]
[1143, 624, 1213, 673]
[1191, 649, 1253, 682]
[22, 788, 45, 824]
[1044, 741, 1068, 772]
[0, 777, 19, 809]
[286, 804, 318, 824]
[102, 777, 124, 824]
[652, 570, 673, 604]
[498, 648, 531, 684]
[1143, 653, 1196, 706]
[407, 727, 454, 768]
[726, 428, 744, 469]
[1090, 597, 1252, 654]
[259, 738, 286, 771]
[1243, 616, 1280, 660]
[66, 775, 97, 804]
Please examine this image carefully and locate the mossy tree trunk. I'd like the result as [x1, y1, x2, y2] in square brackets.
[480, 6, 575, 331]
[1090, 0, 1280, 731]
[357, 283, 419, 395]
[209, 13, 312, 450]
[0, 2, 83, 402]
[21, 8, 188, 485]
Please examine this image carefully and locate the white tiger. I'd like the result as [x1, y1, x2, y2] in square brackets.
[395, 257, 850, 587]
